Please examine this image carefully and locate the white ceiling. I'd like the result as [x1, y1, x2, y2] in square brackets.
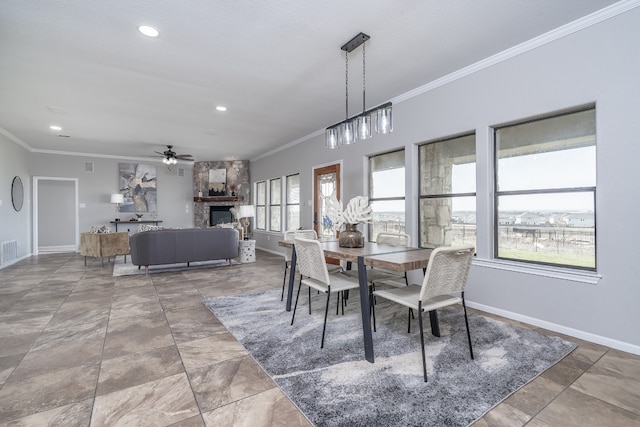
[0, 0, 622, 162]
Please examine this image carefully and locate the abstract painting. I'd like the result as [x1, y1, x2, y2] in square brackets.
[119, 163, 157, 212]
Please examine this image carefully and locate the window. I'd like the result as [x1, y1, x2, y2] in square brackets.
[368, 150, 405, 240]
[286, 174, 300, 231]
[494, 106, 596, 270]
[419, 133, 476, 249]
[256, 181, 266, 230]
[269, 178, 282, 232]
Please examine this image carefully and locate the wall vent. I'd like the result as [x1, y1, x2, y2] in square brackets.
[178, 168, 185, 177]
[84, 161, 94, 173]
[1, 240, 18, 266]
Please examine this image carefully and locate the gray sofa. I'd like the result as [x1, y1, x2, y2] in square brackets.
[129, 228, 239, 274]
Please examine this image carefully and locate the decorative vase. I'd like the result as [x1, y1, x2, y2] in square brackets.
[338, 223, 364, 248]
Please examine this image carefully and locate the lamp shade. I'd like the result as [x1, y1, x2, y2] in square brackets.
[110, 193, 124, 204]
[238, 205, 255, 218]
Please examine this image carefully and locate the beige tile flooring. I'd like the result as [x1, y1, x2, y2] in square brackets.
[0, 250, 638, 426]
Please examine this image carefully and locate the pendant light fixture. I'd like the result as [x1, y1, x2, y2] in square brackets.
[325, 32, 393, 149]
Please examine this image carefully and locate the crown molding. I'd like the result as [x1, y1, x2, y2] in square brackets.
[392, 0, 640, 104]
[0, 127, 31, 151]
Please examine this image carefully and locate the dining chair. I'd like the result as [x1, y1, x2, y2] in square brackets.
[290, 237, 361, 348]
[372, 245, 475, 382]
[281, 229, 317, 301]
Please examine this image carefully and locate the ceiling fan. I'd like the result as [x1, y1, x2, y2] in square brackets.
[151, 145, 194, 164]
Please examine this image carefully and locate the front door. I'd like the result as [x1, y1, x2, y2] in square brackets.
[313, 163, 340, 264]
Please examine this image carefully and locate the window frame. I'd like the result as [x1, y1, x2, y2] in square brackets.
[492, 105, 597, 271]
[255, 180, 267, 231]
[368, 149, 406, 241]
[285, 173, 300, 232]
[418, 132, 477, 249]
[269, 177, 282, 232]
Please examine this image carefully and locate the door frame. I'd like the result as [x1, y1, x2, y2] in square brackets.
[312, 161, 343, 236]
[32, 176, 79, 255]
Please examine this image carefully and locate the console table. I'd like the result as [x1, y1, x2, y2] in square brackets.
[110, 220, 162, 232]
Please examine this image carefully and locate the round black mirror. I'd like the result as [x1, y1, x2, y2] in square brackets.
[11, 176, 24, 212]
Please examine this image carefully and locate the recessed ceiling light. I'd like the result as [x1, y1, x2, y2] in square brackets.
[216, 106, 227, 112]
[50, 125, 62, 131]
[138, 25, 160, 38]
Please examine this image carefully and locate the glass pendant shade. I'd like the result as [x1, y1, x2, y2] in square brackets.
[376, 105, 393, 134]
[339, 121, 356, 145]
[356, 113, 372, 140]
[325, 127, 340, 149]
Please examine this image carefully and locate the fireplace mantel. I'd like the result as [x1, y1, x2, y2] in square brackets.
[193, 196, 244, 202]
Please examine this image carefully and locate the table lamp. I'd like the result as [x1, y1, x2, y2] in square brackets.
[110, 193, 124, 221]
[238, 205, 255, 240]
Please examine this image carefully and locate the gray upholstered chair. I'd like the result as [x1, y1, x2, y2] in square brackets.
[290, 237, 361, 348]
[372, 245, 475, 382]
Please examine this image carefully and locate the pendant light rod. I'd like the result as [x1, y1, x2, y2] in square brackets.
[326, 102, 392, 130]
[326, 31, 392, 149]
[341, 32, 370, 53]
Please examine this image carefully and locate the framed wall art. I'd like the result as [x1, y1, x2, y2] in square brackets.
[208, 168, 226, 196]
[119, 163, 157, 212]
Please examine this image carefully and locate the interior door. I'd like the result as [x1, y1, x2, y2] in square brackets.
[313, 163, 340, 264]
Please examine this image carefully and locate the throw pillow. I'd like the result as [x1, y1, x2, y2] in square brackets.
[89, 225, 111, 234]
[138, 224, 164, 232]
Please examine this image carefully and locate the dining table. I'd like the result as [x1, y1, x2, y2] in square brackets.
[278, 238, 437, 363]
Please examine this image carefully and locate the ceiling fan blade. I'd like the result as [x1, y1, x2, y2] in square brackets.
[153, 151, 165, 155]
[175, 155, 193, 160]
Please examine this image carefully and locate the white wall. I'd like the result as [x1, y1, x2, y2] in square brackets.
[30, 153, 195, 235]
[251, 8, 640, 353]
[0, 135, 31, 262]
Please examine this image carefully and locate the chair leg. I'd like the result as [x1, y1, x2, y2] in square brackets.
[281, 262, 288, 301]
[462, 292, 474, 360]
[418, 302, 427, 382]
[335, 292, 340, 315]
[321, 290, 331, 348]
[308, 286, 312, 314]
[370, 287, 377, 332]
[291, 278, 303, 325]
[407, 308, 412, 333]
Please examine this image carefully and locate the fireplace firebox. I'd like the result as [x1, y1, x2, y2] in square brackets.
[209, 206, 234, 226]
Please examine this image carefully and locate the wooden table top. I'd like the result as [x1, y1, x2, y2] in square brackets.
[278, 239, 435, 272]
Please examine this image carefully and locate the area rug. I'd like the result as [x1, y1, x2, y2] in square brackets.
[204, 288, 576, 427]
[112, 256, 240, 276]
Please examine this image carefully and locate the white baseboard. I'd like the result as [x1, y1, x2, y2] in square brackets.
[0, 253, 31, 270]
[467, 301, 640, 356]
[256, 246, 283, 257]
[38, 245, 77, 254]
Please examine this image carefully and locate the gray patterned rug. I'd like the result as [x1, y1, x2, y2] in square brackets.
[204, 289, 575, 426]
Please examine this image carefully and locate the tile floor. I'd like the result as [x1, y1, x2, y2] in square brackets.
[0, 251, 639, 426]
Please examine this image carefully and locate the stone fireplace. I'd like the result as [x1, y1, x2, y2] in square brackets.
[193, 160, 250, 229]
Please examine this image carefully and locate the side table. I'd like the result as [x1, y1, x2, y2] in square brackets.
[238, 239, 256, 263]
